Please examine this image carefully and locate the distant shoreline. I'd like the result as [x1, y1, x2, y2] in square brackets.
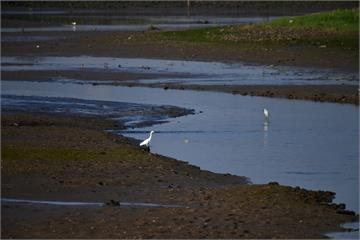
[2, 1, 358, 17]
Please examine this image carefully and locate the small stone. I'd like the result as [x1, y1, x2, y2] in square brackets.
[268, 181, 279, 186]
[336, 209, 356, 215]
[106, 199, 120, 206]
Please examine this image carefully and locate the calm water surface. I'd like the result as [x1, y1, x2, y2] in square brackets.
[2, 14, 280, 32]
[2, 81, 358, 213]
[2, 56, 358, 85]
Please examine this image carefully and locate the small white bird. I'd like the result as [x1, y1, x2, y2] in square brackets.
[139, 131, 155, 147]
[263, 108, 270, 122]
[72, 21, 77, 26]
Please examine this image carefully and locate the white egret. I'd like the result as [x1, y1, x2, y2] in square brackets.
[72, 21, 77, 26]
[139, 131, 155, 147]
[263, 108, 270, 122]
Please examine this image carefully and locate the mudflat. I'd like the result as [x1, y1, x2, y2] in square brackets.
[1, 112, 358, 238]
[2, 22, 359, 104]
[2, 6, 359, 238]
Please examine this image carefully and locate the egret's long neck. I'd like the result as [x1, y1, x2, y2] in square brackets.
[149, 132, 153, 140]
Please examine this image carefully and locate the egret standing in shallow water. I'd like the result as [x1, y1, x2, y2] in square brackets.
[140, 131, 155, 147]
[263, 108, 270, 123]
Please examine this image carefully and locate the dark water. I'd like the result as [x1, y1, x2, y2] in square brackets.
[326, 222, 359, 239]
[1, 35, 66, 43]
[2, 81, 358, 214]
[2, 56, 358, 86]
[2, 14, 280, 33]
[1, 198, 180, 208]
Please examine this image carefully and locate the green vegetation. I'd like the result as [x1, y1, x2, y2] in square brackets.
[156, 8, 359, 48]
[266, 8, 359, 31]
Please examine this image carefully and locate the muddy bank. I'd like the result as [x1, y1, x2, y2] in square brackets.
[2, 30, 358, 72]
[2, 12, 359, 107]
[2, 30, 358, 106]
[149, 83, 359, 105]
[3, 68, 359, 105]
[2, 94, 195, 129]
[1, 112, 358, 238]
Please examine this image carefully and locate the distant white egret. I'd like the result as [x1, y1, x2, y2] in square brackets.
[263, 108, 270, 122]
[139, 131, 155, 147]
[72, 21, 77, 26]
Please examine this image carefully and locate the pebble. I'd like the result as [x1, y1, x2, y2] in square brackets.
[106, 199, 120, 206]
[268, 181, 279, 186]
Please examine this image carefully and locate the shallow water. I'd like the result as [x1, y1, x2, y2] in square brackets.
[1, 198, 180, 208]
[2, 81, 358, 213]
[2, 23, 235, 33]
[1, 35, 66, 43]
[2, 56, 358, 85]
[326, 222, 359, 239]
[2, 13, 280, 32]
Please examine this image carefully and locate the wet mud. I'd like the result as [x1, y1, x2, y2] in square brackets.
[2, 95, 194, 128]
[1, 112, 358, 238]
[2, 30, 358, 104]
[1, 7, 359, 238]
[152, 83, 360, 105]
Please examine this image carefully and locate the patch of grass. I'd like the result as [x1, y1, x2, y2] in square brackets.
[266, 8, 359, 32]
[156, 8, 358, 48]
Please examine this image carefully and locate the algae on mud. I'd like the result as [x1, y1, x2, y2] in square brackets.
[1, 112, 358, 238]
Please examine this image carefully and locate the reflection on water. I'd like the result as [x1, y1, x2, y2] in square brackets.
[2, 81, 358, 213]
[1, 35, 66, 42]
[1, 198, 181, 208]
[2, 56, 358, 86]
[2, 23, 237, 33]
[326, 222, 359, 239]
[2, 13, 280, 32]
